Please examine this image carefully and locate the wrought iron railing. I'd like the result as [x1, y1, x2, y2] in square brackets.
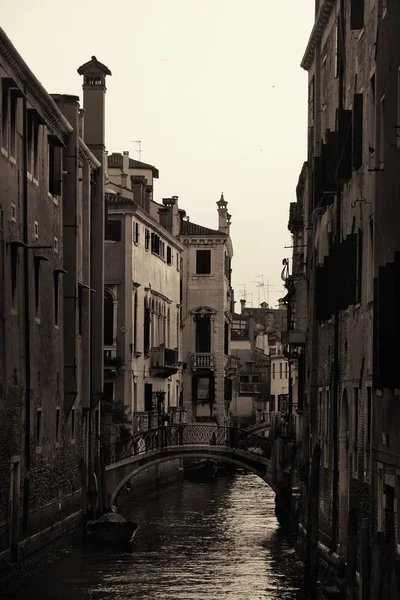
[105, 424, 273, 465]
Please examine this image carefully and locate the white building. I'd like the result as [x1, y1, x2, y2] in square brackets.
[103, 153, 185, 431]
[179, 194, 235, 425]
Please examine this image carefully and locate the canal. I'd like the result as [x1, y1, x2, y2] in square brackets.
[5, 471, 305, 599]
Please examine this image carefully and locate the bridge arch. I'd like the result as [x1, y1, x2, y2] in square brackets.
[106, 447, 278, 507]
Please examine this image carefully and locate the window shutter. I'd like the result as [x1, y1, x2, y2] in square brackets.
[352, 93, 363, 170]
[350, 0, 364, 30]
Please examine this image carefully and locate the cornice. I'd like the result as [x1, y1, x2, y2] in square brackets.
[0, 28, 72, 141]
[181, 237, 227, 246]
[300, 0, 335, 71]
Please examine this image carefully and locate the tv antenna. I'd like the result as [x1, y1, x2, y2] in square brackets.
[131, 140, 142, 161]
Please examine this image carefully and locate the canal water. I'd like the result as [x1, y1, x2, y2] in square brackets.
[5, 471, 305, 599]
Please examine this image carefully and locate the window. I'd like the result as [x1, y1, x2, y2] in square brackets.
[224, 322, 229, 356]
[195, 317, 211, 353]
[318, 390, 323, 437]
[133, 221, 139, 244]
[151, 232, 160, 255]
[34, 257, 41, 319]
[10, 244, 18, 310]
[36, 408, 42, 447]
[144, 383, 153, 412]
[356, 228, 363, 304]
[167, 246, 172, 265]
[54, 272, 59, 326]
[55, 407, 60, 443]
[350, 0, 364, 30]
[78, 284, 83, 335]
[54, 237, 58, 254]
[365, 386, 372, 481]
[324, 389, 330, 467]
[71, 407, 75, 442]
[334, 19, 339, 79]
[33, 220, 39, 239]
[379, 95, 385, 169]
[196, 250, 211, 274]
[11, 202, 16, 222]
[279, 362, 283, 379]
[353, 388, 359, 477]
[104, 381, 114, 403]
[194, 377, 213, 403]
[105, 219, 121, 242]
[9, 94, 17, 159]
[368, 74, 376, 157]
[104, 291, 114, 345]
[352, 93, 363, 170]
[270, 395, 275, 412]
[272, 363, 275, 379]
[397, 67, 400, 148]
[1, 81, 8, 151]
[285, 362, 288, 379]
[145, 229, 150, 250]
[133, 290, 138, 352]
[144, 298, 150, 353]
[48, 141, 61, 194]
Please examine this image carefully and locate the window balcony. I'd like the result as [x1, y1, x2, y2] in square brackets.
[104, 346, 122, 373]
[192, 353, 214, 369]
[150, 346, 179, 378]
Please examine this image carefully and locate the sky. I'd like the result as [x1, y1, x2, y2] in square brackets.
[2, 0, 314, 309]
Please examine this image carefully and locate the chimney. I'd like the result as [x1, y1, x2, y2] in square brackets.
[77, 55, 111, 407]
[217, 192, 230, 234]
[159, 196, 180, 236]
[240, 299, 246, 313]
[123, 150, 130, 173]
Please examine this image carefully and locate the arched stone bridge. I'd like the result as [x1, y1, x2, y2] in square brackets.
[104, 423, 295, 528]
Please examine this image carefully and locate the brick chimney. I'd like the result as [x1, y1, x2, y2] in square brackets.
[217, 192, 230, 234]
[122, 150, 130, 172]
[240, 299, 246, 313]
[159, 196, 180, 237]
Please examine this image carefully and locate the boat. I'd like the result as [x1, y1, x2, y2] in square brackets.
[86, 511, 139, 545]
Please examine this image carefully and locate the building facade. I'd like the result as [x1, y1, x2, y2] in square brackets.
[0, 30, 109, 571]
[287, 1, 400, 596]
[230, 310, 269, 426]
[179, 195, 234, 425]
[103, 166, 185, 433]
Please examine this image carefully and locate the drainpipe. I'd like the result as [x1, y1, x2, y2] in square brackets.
[22, 95, 31, 531]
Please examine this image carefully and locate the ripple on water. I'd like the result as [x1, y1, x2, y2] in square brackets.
[7, 472, 304, 600]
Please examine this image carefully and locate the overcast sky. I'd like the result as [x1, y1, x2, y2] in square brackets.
[3, 0, 314, 308]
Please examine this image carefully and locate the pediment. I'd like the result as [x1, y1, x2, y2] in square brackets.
[190, 306, 217, 316]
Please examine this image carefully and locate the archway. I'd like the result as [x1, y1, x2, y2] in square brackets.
[338, 389, 349, 554]
[106, 451, 278, 508]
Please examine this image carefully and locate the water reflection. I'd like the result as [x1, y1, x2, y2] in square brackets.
[5, 471, 304, 599]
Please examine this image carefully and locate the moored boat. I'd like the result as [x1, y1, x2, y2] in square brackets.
[86, 511, 139, 544]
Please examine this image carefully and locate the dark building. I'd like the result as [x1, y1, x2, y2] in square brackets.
[0, 29, 110, 572]
[288, 1, 400, 596]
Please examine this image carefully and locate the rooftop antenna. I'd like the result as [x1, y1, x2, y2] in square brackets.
[131, 140, 142, 161]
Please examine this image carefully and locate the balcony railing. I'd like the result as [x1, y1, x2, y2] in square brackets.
[104, 346, 122, 368]
[150, 347, 179, 377]
[192, 353, 214, 369]
[170, 406, 188, 424]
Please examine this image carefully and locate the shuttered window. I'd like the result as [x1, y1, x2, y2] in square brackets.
[350, 0, 364, 30]
[352, 93, 363, 170]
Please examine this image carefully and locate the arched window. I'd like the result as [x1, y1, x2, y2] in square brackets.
[104, 290, 114, 345]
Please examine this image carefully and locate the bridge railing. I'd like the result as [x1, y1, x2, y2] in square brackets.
[104, 424, 273, 466]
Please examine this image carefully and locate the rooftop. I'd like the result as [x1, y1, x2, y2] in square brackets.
[107, 153, 159, 178]
[179, 219, 227, 237]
